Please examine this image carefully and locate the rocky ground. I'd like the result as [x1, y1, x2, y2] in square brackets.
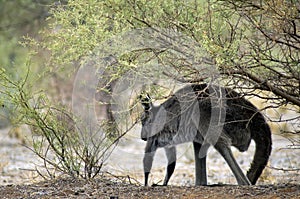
[1, 127, 300, 198]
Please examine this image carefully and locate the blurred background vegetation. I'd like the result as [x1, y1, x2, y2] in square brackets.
[0, 0, 54, 76]
[0, 0, 54, 129]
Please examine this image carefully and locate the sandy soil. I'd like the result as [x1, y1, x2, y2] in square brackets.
[1, 127, 300, 198]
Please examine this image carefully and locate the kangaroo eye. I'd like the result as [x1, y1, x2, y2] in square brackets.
[141, 111, 153, 124]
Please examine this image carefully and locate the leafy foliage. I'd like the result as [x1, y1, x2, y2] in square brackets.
[39, 0, 299, 104]
[0, 67, 118, 179]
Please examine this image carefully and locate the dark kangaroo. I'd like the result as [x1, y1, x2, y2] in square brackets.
[140, 84, 272, 186]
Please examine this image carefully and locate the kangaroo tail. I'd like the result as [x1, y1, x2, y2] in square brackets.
[247, 116, 272, 185]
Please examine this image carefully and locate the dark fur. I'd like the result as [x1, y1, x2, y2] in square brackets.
[141, 84, 272, 186]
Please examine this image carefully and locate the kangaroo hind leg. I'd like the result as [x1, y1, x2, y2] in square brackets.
[214, 142, 251, 185]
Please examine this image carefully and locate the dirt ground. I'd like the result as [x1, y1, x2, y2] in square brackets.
[0, 177, 299, 199]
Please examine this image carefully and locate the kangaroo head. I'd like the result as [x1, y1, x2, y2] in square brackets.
[140, 94, 167, 141]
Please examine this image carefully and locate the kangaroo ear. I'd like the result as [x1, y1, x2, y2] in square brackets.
[139, 93, 152, 111]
